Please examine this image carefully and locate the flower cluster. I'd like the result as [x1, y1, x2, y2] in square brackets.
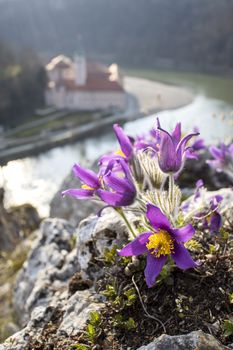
[62, 120, 221, 288]
[207, 142, 233, 183]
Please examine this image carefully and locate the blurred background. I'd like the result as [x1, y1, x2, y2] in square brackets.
[0, 0, 233, 342]
[0, 0, 232, 222]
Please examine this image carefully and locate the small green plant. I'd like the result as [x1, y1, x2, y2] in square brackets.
[102, 284, 117, 299]
[123, 288, 137, 306]
[220, 228, 229, 241]
[103, 245, 118, 264]
[71, 344, 89, 350]
[208, 244, 216, 254]
[112, 314, 137, 330]
[88, 310, 101, 326]
[72, 311, 101, 349]
[223, 318, 233, 337]
[228, 293, 233, 305]
[86, 324, 95, 343]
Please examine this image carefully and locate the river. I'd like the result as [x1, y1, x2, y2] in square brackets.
[1, 70, 233, 217]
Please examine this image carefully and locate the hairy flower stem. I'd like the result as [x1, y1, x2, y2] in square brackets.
[169, 174, 174, 209]
[115, 208, 137, 238]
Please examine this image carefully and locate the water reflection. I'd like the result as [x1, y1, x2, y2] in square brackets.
[1, 134, 116, 217]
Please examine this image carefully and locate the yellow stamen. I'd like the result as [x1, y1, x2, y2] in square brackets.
[206, 213, 213, 223]
[146, 231, 174, 257]
[81, 184, 95, 190]
[115, 149, 126, 158]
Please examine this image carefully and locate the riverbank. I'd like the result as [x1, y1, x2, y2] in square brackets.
[124, 68, 233, 106]
[0, 76, 194, 165]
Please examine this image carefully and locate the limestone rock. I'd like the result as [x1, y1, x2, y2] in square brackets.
[0, 210, 127, 349]
[13, 218, 77, 325]
[137, 330, 229, 350]
[76, 209, 128, 279]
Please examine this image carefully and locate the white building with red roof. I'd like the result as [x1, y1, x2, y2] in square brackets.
[45, 52, 126, 111]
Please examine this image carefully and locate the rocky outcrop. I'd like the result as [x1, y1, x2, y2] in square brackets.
[0, 209, 128, 349]
[137, 330, 229, 350]
[1, 189, 232, 349]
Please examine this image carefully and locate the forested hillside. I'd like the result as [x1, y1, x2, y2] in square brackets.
[0, 0, 233, 70]
[0, 41, 46, 128]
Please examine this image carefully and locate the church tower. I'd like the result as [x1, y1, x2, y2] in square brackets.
[74, 36, 87, 86]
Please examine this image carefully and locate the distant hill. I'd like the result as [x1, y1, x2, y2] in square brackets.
[0, 0, 233, 72]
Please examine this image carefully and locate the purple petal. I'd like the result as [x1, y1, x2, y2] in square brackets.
[144, 254, 167, 288]
[113, 124, 133, 159]
[171, 242, 197, 269]
[176, 132, 199, 159]
[103, 173, 135, 194]
[118, 232, 151, 256]
[117, 158, 132, 179]
[146, 204, 171, 231]
[210, 212, 222, 233]
[172, 123, 181, 146]
[62, 188, 94, 199]
[158, 132, 176, 173]
[192, 138, 205, 151]
[72, 164, 100, 188]
[214, 195, 223, 203]
[185, 148, 199, 160]
[196, 179, 204, 189]
[97, 189, 135, 206]
[171, 224, 195, 243]
[209, 146, 223, 160]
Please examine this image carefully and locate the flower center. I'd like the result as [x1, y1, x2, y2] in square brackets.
[146, 231, 174, 257]
[115, 149, 126, 158]
[81, 184, 95, 190]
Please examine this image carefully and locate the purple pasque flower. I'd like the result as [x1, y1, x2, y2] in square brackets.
[207, 143, 233, 172]
[62, 159, 136, 207]
[186, 137, 205, 160]
[62, 163, 100, 199]
[194, 179, 204, 200]
[97, 158, 136, 206]
[203, 195, 223, 233]
[157, 121, 199, 174]
[113, 124, 133, 160]
[134, 127, 161, 153]
[98, 124, 133, 167]
[119, 204, 197, 287]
